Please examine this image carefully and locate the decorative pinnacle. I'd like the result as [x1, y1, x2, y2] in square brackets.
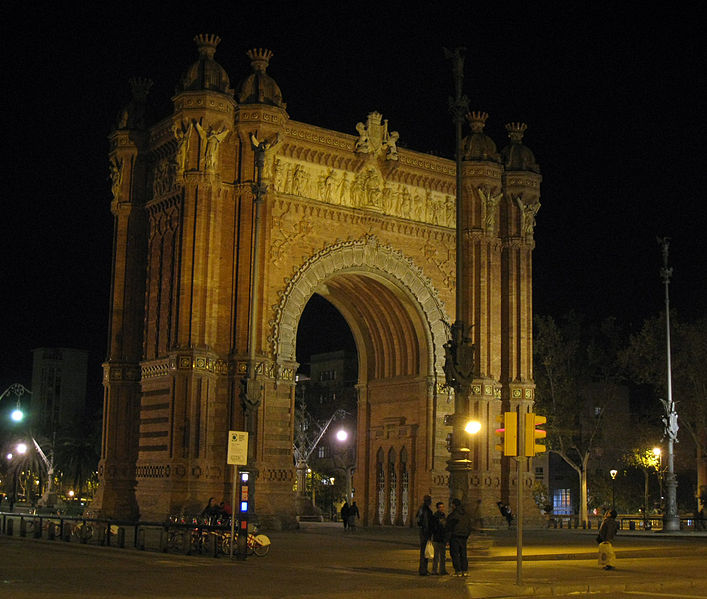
[466, 111, 489, 133]
[194, 34, 221, 59]
[505, 122, 528, 143]
[247, 48, 274, 72]
[128, 77, 153, 101]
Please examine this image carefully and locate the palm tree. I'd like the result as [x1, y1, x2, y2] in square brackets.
[54, 414, 100, 498]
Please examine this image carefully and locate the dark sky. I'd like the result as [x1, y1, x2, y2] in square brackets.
[3, 3, 706, 404]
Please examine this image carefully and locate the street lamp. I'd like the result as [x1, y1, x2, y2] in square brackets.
[609, 469, 618, 510]
[657, 238, 680, 531]
[8, 442, 28, 511]
[464, 420, 481, 435]
[1, 383, 30, 424]
[334, 428, 355, 504]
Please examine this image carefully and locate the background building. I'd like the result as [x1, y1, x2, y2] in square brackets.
[30, 348, 88, 438]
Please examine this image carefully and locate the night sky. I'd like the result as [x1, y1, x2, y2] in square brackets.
[3, 4, 706, 407]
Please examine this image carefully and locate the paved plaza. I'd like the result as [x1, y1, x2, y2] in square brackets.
[1, 521, 706, 598]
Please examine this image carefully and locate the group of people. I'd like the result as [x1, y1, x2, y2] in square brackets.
[340, 501, 360, 531]
[200, 497, 232, 524]
[416, 495, 480, 577]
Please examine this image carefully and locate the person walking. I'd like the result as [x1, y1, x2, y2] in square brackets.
[340, 501, 350, 531]
[597, 509, 619, 570]
[447, 497, 472, 577]
[416, 495, 434, 575]
[347, 501, 360, 531]
[430, 501, 448, 575]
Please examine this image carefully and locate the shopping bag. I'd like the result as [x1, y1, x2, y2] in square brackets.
[424, 540, 434, 559]
[597, 541, 616, 567]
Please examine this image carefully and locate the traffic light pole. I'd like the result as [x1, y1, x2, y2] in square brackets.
[516, 455, 524, 586]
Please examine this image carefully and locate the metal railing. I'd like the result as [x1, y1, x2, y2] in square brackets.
[0, 511, 259, 556]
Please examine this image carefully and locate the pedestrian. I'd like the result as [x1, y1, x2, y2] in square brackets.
[497, 501, 513, 528]
[347, 501, 360, 531]
[446, 497, 472, 577]
[430, 501, 448, 575]
[340, 501, 350, 530]
[200, 497, 220, 524]
[597, 509, 618, 570]
[416, 494, 434, 575]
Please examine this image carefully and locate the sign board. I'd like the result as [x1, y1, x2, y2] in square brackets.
[227, 430, 249, 465]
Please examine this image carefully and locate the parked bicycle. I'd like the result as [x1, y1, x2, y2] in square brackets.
[220, 528, 271, 557]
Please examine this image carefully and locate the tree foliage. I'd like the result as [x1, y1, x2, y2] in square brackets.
[533, 312, 626, 523]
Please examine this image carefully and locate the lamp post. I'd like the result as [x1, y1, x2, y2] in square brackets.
[609, 469, 618, 510]
[334, 428, 355, 504]
[658, 238, 680, 532]
[0, 383, 30, 423]
[443, 46, 477, 505]
[9, 442, 28, 512]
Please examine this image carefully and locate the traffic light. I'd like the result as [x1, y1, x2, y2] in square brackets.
[495, 412, 518, 456]
[524, 413, 547, 456]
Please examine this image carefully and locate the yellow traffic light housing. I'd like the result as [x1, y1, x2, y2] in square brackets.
[495, 412, 518, 456]
[524, 413, 547, 456]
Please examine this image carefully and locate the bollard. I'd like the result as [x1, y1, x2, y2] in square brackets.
[20, 518, 27, 537]
[34, 519, 42, 539]
[47, 522, 56, 540]
[6, 519, 14, 536]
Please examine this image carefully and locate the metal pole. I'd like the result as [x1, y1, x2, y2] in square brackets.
[658, 238, 679, 531]
[443, 47, 474, 504]
[516, 455, 523, 585]
[230, 465, 238, 559]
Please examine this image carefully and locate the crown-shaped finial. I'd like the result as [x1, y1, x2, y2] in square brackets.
[194, 34, 221, 59]
[246, 48, 274, 72]
[505, 122, 528, 143]
[128, 77, 153, 101]
[466, 111, 489, 133]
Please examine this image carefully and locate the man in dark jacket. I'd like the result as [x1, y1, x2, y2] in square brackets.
[431, 501, 448, 575]
[447, 497, 472, 576]
[416, 495, 434, 575]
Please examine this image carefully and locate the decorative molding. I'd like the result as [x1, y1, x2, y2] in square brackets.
[269, 234, 450, 381]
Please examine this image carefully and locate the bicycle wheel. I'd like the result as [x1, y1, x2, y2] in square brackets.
[253, 534, 271, 557]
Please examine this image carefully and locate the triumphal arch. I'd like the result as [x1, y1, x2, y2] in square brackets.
[93, 35, 541, 527]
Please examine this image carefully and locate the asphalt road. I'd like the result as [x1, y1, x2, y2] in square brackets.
[1, 523, 706, 598]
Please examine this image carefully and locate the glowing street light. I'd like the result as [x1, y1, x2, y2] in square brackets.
[464, 420, 481, 435]
[609, 469, 618, 509]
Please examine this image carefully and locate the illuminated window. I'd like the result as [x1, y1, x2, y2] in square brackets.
[553, 488, 572, 515]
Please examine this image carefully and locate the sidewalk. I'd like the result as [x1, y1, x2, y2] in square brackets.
[2, 520, 706, 598]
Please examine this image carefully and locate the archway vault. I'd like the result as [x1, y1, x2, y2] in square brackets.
[271, 235, 451, 384]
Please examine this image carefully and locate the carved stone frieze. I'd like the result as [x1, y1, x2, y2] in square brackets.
[272, 157, 455, 228]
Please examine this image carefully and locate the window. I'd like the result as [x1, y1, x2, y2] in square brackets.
[534, 467, 544, 480]
[553, 488, 572, 515]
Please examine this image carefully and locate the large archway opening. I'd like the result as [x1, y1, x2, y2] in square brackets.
[273, 237, 452, 525]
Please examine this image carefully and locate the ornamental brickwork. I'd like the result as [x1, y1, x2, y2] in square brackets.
[92, 36, 541, 527]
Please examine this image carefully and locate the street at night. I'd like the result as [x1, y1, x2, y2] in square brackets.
[2, 523, 706, 598]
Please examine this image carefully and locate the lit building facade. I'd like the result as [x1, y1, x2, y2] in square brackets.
[93, 35, 541, 526]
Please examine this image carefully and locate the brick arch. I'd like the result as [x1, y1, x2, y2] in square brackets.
[271, 234, 450, 380]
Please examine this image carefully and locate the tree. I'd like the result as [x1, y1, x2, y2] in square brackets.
[622, 315, 707, 512]
[534, 313, 625, 525]
[54, 415, 100, 498]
